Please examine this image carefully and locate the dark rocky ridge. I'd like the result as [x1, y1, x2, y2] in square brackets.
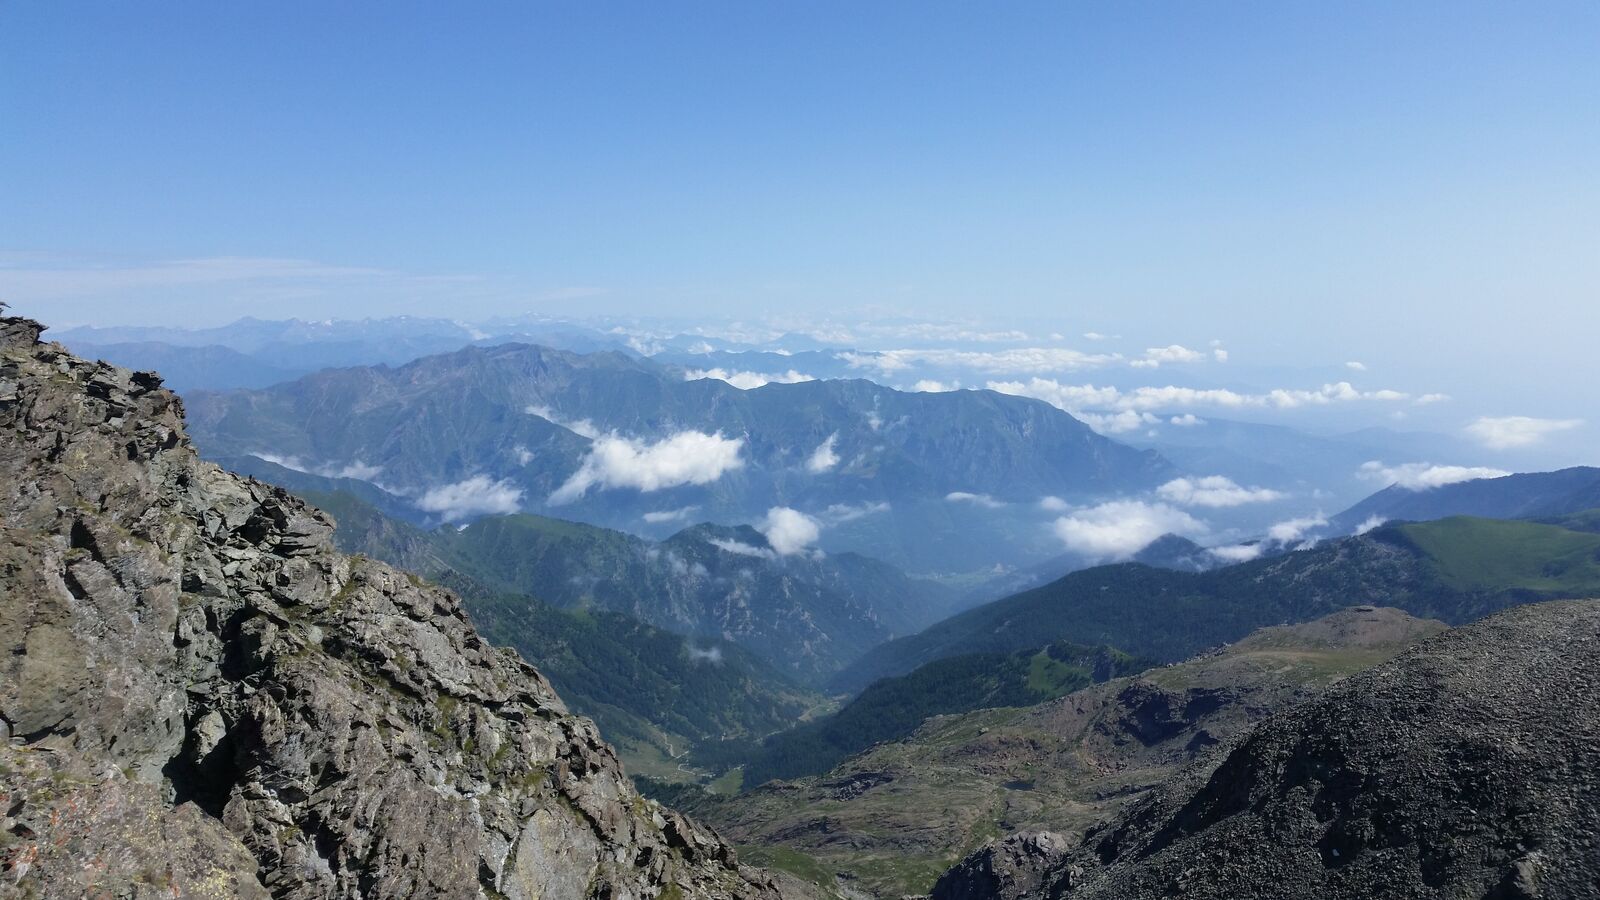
[0, 314, 799, 897]
[932, 600, 1600, 899]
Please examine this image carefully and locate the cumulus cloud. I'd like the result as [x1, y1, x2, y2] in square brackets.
[1346, 361, 1367, 372]
[708, 538, 775, 559]
[1353, 514, 1387, 536]
[758, 506, 823, 556]
[1415, 393, 1450, 405]
[417, 476, 524, 523]
[806, 434, 841, 473]
[1465, 416, 1583, 449]
[1050, 501, 1205, 560]
[1209, 543, 1263, 563]
[912, 379, 958, 392]
[524, 404, 601, 439]
[550, 431, 745, 504]
[1082, 331, 1111, 341]
[1130, 345, 1206, 369]
[685, 368, 815, 390]
[1169, 413, 1205, 427]
[1267, 515, 1328, 543]
[946, 491, 1006, 509]
[512, 445, 534, 465]
[1358, 461, 1510, 491]
[1156, 476, 1285, 508]
[820, 501, 891, 523]
[1075, 410, 1160, 435]
[1038, 495, 1070, 512]
[642, 505, 699, 524]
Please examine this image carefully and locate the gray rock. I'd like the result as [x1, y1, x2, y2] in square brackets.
[0, 316, 803, 899]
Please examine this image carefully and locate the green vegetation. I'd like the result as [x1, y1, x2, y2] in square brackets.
[695, 642, 1144, 787]
[834, 517, 1600, 692]
[1397, 517, 1600, 593]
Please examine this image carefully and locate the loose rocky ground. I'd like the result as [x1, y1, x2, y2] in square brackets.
[671, 606, 1444, 897]
[932, 599, 1600, 899]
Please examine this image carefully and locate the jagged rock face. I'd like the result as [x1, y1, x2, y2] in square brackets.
[936, 600, 1600, 900]
[0, 316, 788, 898]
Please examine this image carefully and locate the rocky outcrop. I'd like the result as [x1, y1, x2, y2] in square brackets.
[0, 316, 792, 898]
[935, 600, 1600, 899]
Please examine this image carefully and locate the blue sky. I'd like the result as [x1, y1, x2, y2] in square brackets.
[2, 2, 1597, 401]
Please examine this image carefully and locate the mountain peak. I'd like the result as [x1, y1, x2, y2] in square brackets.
[0, 324, 794, 897]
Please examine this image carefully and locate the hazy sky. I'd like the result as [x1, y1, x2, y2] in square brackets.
[3, 2, 1597, 393]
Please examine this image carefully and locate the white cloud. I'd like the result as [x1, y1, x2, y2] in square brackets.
[1038, 495, 1070, 512]
[821, 501, 891, 523]
[1415, 393, 1450, 405]
[685, 368, 815, 390]
[1357, 461, 1511, 491]
[1354, 514, 1388, 536]
[685, 644, 723, 665]
[250, 451, 383, 483]
[1169, 414, 1205, 427]
[1345, 361, 1367, 372]
[1156, 475, 1286, 508]
[988, 378, 1416, 416]
[550, 431, 745, 503]
[1212, 348, 1229, 363]
[758, 506, 823, 556]
[839, 347, 1119, 376]
[512, 445, 534, 465]
[1082, 332, 1110, 341]
[946, 491, 1006, 509]
[1050, 501, 1205, 560]
[417, 476, 524, 523]
[1130, 345, 1206, 369]
[1209, 543, 1263, 563]
[806, 434, 841, 473]
[642, 505, 699, 524]
[1465, 416, 1583, 449]
[524, 404, 601, 439]
[708, 538, 775, 559]
[1267, 515, 1328, 543]
[1075, 410, 1160, 435]
[912, 379, 958, 392]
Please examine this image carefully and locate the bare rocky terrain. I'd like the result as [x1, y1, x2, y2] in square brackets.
[933, 599, 1600, 899]
[670, 606, 1446, 897]
[0, 315, 808, 897]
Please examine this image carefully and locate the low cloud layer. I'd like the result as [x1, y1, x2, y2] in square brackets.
[1156, 475, 1285, 508]
[417, 476, 524, 522]
[1050, 500, 1205, 560]
[642, 505, 699, 524]
[988, 378, 1418, 417]
[685, 368, 815, 390]
[806, 434, 840, 473]
[758, 506, 823, 556]
[946, 491, 1006, 509]
[1267, 515, 1328, 544]
[524, 404, 601, 439]
[550, 431, 745, 503]
[1358, 461, 1510, 490]
[251, 452, 383, 483]
[1465, 416, 1582, 449]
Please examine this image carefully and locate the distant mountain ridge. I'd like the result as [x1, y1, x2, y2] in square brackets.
[184, 340, 1174, 572]
[1328, 465, 1600, 534]
[833, 516, 1600, 693]
[301, 489, 967, 683]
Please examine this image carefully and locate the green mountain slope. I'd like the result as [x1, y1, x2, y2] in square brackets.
[304, 489, 963, 681]
[833, 517, 1600, 693]
[695, 642, 1148, 789]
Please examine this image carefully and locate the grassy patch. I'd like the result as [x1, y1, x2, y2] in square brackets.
[1400, 517, 1600, 594]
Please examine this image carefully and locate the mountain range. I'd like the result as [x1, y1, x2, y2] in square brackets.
[181, 341, 1174, 572]
[832, 515, 1600, 693]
